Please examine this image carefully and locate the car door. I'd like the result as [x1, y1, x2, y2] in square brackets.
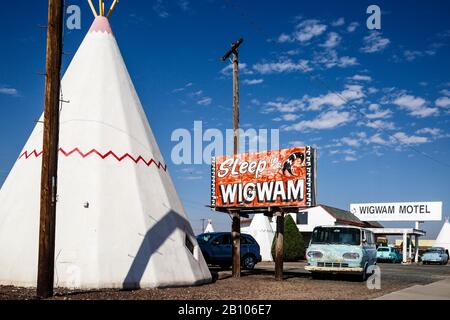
[363, 230, 376, 266]
[210, 234, 232, 263]
[240, 235, 251, 257]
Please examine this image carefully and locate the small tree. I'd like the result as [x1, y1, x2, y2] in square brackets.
[271, 214, 305, 261]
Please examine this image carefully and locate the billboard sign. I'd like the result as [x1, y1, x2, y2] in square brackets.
[350, 202, 442, 222]
[211, 147, 317, 209]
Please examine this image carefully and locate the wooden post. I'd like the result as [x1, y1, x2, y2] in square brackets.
[232, 52, 239, 155]
[231, 211, 241, 277]
[222, 39, 243, 279]
[37, 0, 64, 299]
[231, 48, 241, 278]
[275, 212, 285, 281]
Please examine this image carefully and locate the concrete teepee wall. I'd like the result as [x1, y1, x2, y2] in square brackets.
[0, 16, 211, 289]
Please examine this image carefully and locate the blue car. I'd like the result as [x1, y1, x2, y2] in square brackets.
[422, 247, 449, 265]
[197, 232, 262, 270]
[376, 246, 403, 263]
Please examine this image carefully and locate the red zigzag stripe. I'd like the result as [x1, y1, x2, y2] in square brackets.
[18, 148, 167, 172]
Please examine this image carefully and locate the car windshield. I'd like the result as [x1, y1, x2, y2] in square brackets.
[311, 227, 361, 245]
[425, 248, 443, 254]
[197, 234, 213, 244]
[378, 247, 390, 252]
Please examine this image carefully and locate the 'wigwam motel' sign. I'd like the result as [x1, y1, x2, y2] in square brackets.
[350, 202, 442, 222]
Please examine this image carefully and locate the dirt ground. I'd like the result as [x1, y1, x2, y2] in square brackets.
[1, 262, 449, 300]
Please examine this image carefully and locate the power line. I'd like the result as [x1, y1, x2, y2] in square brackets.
[222, 0, 450, 169]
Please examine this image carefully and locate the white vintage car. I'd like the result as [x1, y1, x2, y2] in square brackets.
[422, 247, 449, 265]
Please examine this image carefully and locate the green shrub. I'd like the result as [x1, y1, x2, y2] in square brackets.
[271, 214, 305, 261]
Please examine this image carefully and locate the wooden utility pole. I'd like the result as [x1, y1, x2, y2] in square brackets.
[37, 0, 64, 299]
[275, 211, 285, 281]
[222, 38, 243, 278]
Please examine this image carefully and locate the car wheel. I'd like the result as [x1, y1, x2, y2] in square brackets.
[358, 265, 367, 282]
[243, 255, 256, 270]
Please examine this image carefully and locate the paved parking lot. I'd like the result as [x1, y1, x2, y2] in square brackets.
[1, 262, 449, 300]
[253, 261, 450, 285]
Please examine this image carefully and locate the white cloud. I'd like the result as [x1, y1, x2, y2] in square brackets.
[368, 87, 379, 94]
[365, 104, 392, 119]
[403, 50, 431, 61]
[283, 110, 353, 131]
[288, 140, 306, 147]
[197, 97, 212, 106]
[280, 114, 300, 121]
[221, 63, 252, 76]
[440, 89, 450, 96]
[435, 96, 450, 108]
[320, 32, 341, 48]
[338, 56, 358, 67]
[365, 120, 395, 130]
[393, 94, 438, 118]
[264, 99, 304, 113]
[253, 59, 312, 74]
[314, 50, 358, 69]
[251, 99, 261, 106]
[153, 0, 169, 18]
[279, 19, 327, 43]
[367, 133, 389, 145]
[361, 32, 390, 53]
[349, 74, 372, 82]
[331, 18, 345, 27]
[347, 22, 359, 33]
[344, 156, 357, 162]
[294, 19, 327, 42]
[306, 84, 364, 110]
[278, 33, 292, 43]
[243, 79, 264, 85]
[393, 132, 429, 145]
[416, 128, 442, 136]
[341, 137, 360, 147]
[0, 87, 19, 96]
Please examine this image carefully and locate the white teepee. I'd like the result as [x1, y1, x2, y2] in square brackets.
[245, 215, 275, 262]
[204, 219, 215, 233]
[434, 217, 450, 252]
[0, 15, 211, 289]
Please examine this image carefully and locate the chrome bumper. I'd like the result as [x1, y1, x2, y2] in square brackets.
[305, 265, 364, 273]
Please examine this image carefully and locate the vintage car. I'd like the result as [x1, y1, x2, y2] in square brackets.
[376, 246, 403, 263]
[422, 247, 449, 265]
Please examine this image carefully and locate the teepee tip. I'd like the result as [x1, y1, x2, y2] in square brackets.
[89, 16, 113, 34]
[88, 0, 119, 19]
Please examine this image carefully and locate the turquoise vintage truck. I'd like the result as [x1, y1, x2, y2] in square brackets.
[305, 226, 377, 281]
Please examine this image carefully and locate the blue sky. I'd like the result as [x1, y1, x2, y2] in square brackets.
[1, 0, 450, 237]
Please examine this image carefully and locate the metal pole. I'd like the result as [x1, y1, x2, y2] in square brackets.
[414, 235, 419, 263]
[37, 0, 63, 299]
[402, 232, 407, 264]
[275, 212, 284, 281]
[408, 235, 412, 260]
